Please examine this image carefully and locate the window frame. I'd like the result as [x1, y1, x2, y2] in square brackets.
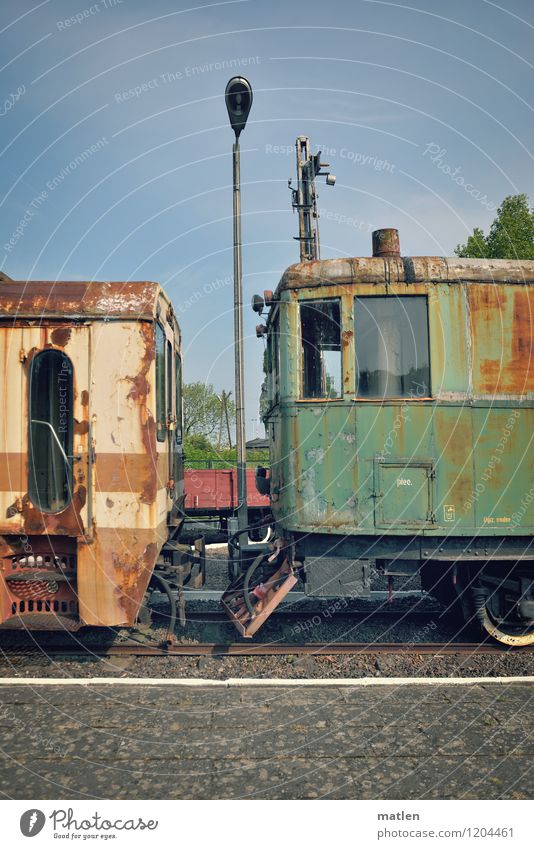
[27, 348, 74, 514]
[353, 294, 432, 402]
[175, 350, 183, 444]
[155, 322, 167, 442]
[268, 311, 280, 404]
[166, 338, 173, 425]
[299, 297, 343, 401]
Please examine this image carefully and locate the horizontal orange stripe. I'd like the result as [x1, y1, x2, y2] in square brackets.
[0, 452, 169, 493]
[0, 455, 25, 491]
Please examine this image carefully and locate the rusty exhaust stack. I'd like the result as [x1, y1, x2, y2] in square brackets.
[372, 228, 400, 258]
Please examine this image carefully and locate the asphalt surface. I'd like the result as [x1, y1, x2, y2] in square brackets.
[1, 679, 533, 800]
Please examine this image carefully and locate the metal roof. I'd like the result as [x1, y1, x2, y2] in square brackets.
[0, 280, 164, 319]
[278, 256, 534, 292]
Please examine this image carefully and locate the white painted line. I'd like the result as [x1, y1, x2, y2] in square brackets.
[0, 676, 533, 687]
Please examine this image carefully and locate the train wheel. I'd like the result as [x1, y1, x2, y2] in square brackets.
[471, 565, 534, 646]
[475, 601, 534, 646]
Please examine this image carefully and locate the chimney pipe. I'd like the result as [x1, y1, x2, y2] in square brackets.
[372, 228, 400, 258]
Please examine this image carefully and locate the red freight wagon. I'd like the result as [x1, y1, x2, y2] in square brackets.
[182, 468, 270, 544]
[184, 468, 269, 525]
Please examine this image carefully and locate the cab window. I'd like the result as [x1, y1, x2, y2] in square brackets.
[355, 296, 431, 398]
[268, 315, 280, 402]
[155, 323, 166, 442]
[175, 352, 183, 443]
[166, 339, 173, 425]
[300, 299, 342, 398]
[28, 350, 73, 512]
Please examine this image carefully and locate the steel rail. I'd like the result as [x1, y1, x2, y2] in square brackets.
[180, 607, 438, 624]
[1, 641, 531, 658]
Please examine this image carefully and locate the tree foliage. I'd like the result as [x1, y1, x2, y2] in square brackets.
[455, 194, 534, 259]
[182, 382, 235, 444]
[184, 442, 269, 469]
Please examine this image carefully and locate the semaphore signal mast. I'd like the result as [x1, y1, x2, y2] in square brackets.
[288, 136, 336, 262]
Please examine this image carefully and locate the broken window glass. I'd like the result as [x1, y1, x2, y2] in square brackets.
[300, 300, 342, 398]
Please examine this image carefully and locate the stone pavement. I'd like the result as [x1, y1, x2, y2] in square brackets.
[0, 679, 533, 799]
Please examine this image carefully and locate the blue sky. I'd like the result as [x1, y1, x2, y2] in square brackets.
[1, 0, 533, 435]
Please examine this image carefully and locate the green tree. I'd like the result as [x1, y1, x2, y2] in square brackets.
[455, 194, 534, 259]
[454, 226, 487, 258]
[183, 382, 235, 444]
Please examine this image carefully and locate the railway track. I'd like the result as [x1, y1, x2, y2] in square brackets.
[1, 640, 531, 658]
[0, 598, 526, 659]
[180, 606, 437, 624]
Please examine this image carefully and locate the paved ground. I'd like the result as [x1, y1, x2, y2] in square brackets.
[0, 679, 533, 799]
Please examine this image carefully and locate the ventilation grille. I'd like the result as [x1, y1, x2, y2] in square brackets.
[10, 598, 78, 616]
[1, 541, 78, 626]
[10, 553, 75, 571]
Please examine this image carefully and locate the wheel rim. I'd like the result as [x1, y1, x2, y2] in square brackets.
[479, 605, 534, 646]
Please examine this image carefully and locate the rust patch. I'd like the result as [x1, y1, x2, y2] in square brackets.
[126, 374, 150, 403]
[51, 486, 86, 535]
[342, 329, 353, 389]
[0, 280, 160, 318]
[0, 536, 17, 559]
[74, 419, 89, 435]
[20, 496, 46, 534]
[141, 414, 157, 458]
[22, 346, 41, 377]
[5, 501, 20, 519]
[469, 284, 502, 315]
[434, 412, 471, 467]
[50, 327, 71, 347]
[94, 453, 165, 494]
[125, 323, 154, 405]
[20, 484, 87, 537]
[509, 288, 534, 393]
[77, 529, 162, 626]
[278, 256, 534, 295]
[112, 322, 158, 504]
[140, 460, 157, 505]
[105, 497, 114, 508]
[469, 285, 533, 394]
[80, 389, 89, 407]
[342, 329, 353, 348]
[126, 322, 158, 504]
[113, 540, 158, 621]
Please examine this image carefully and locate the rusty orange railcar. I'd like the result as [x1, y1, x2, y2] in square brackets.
[0, 279, 186, 630]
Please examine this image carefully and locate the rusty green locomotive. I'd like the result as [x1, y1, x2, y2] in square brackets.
[254, 230, 534, 645]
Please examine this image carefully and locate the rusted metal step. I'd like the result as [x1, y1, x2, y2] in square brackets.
[221, 555, 297, 637]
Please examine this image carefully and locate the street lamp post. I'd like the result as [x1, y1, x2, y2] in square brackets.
[225, 76, 253, 543]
